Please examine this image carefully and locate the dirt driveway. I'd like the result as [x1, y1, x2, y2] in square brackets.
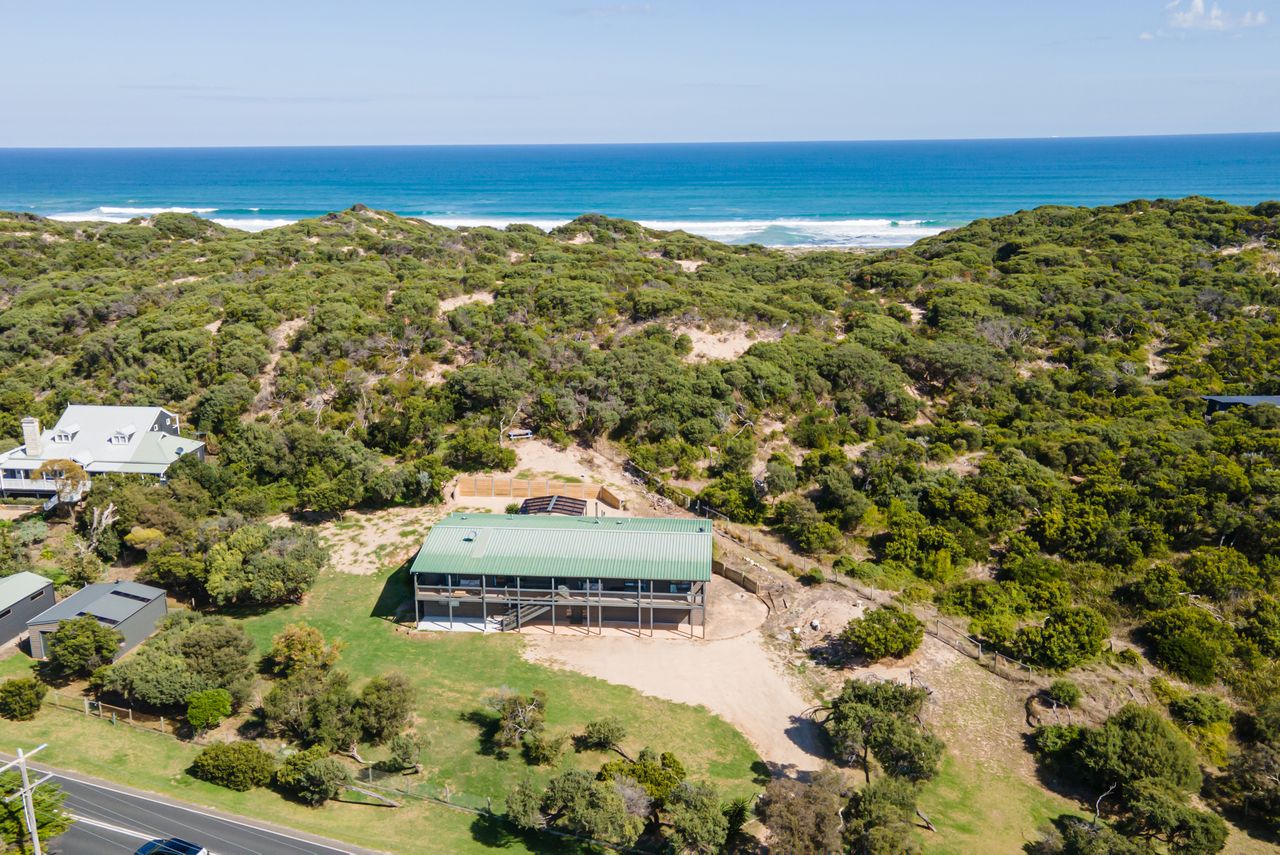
[522, 577, 828, 775]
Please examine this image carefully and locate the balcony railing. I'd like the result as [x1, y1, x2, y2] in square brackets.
[414, 582, 698, 604]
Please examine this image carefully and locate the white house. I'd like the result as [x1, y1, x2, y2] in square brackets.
[0, 405, 205, 500]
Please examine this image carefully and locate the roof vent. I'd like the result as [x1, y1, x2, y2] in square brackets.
[463, 529, 478, 542]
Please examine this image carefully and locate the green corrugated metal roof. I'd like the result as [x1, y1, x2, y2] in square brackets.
[409, 513, 713, 581]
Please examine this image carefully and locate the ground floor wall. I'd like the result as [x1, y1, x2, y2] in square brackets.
[414, 578, 707, 637]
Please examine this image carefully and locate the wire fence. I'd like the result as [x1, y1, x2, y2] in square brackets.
[41, 690, 653, 853]
[925, 617, 1038, 683]
[43, 690, 183, 737]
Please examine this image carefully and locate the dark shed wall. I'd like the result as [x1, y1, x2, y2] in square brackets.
[115, 596, 168, 655]
[0, 583, 55, 647]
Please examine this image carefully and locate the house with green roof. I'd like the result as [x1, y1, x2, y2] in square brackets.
[410, 512, 712, 636]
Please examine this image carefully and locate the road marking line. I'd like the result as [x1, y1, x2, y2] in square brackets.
[71, 813, 153, 841]
[48, 772, 354, 854]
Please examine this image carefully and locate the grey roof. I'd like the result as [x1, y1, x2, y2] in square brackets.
[0, 405, 204, 474]
[1202, 395, 1280, 406]
[0, 572, 53, 607]
[27, 580, 165, 627]
[410, 513, 713, 581]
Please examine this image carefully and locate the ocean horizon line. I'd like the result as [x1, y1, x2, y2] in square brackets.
[4, 129, 1280, 152]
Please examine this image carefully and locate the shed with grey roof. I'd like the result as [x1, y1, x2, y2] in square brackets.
[26, 580, 167, 660]
[0, 572, 55, 648]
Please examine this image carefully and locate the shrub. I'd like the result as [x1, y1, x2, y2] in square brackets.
[1045, 679, 1082, 709]
[186, 688, 233, 732]
[356, 673, 415, 744]
[1169, 693, 1231, 727]
[275, 744, 350, 805]
[0, 677, 46, 721]
[45, 615, 122, 675]
[581, 717, 628, 753]
[840, 606, 924, 661]
[190, 741, 276, 791]
[266, 623, 342, 676]
[505, 502, 522, 515]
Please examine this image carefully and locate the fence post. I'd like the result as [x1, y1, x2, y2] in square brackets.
[159, 715, 165, 732]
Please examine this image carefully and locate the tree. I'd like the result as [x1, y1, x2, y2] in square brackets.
[384, 733, 421, 774]
[599, 748, 687, 805]
[823, 679, 940, 784]
[1118, 778, 1227, 855]
[485, 689, 547, 758]
[189, 741, 277, 791]
[356, 673, 414, 744]
[186, 688, 233, 732]
[33, 459, 88, 525]
[542, 769, 645, 846]
[840, 606, 924, 661]
[0, 678, 46, 721]
[1012, 606, 1108, 671]
[845, 775, 922, 855]
[275, 744, 350, 805]
[580, 716, 630, 758]
[1075, 705, 1202, 796]
[94, 613, 255, 710]
[45, 615, 121, 675]
[266, 622, 342, 676]
[1216, 742, 1280, 832]
[0, 771, 73, 851]
[1027, 816, 1147, 855]
[665, 780, 728, 854]
[757, 768, 846, 855]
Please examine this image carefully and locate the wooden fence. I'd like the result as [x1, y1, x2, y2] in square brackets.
[44, 690, 181, 737]
[454, 476, 624, 509]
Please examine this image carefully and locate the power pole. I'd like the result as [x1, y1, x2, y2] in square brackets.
[2, 744, 52, 855]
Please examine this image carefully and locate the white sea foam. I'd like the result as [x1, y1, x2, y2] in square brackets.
[43, 207, 947, 246]
[98, 205, 218, 215]
[414, 215, 947, 247]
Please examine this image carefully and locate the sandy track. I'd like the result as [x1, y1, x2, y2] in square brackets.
[522, 578, 827, 774]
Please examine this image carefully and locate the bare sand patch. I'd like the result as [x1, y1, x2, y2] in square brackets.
[676, 259, 705, 272]
[563, 232, 593, 245]
[438, 292, 494, 315]
[523, 577, 826, 773]
[676, 323, 782, 362]
[203, 319, 222, 336]
[250, 317, 307, 414]
[318, 506, 447, 575]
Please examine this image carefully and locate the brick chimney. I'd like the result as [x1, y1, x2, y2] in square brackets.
[20, 417, 42, 456]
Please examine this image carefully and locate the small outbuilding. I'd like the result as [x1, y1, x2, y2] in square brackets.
[26, 580, 167, 661]
[0, 572, 55, 648]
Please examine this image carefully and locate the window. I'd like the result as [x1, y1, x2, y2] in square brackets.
[28, 591, 43, 601]
[0, 609, 10, 620]
[108, 589, 152, 604]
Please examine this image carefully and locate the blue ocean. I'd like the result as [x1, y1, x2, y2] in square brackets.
[1, 134, 1278, 247]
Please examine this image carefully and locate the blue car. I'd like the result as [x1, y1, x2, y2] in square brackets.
[134, 839, 209, 855]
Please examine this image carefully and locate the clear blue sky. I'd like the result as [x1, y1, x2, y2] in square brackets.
[3, 0, 1277, 146]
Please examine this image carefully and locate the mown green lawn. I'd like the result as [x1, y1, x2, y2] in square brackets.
[0, 561, 761, 854]
[237, 562, 762, 800]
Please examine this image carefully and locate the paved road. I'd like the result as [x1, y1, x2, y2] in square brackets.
[19, 764, 378, 855]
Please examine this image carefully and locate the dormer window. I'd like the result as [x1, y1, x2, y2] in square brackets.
[53, 423, 80, 443]
[108, 424, 136, 445]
